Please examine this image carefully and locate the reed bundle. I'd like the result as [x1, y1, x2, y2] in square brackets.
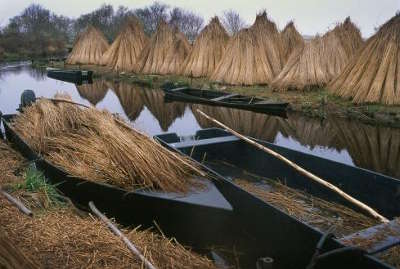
[76, 79, 109, 105]
[66, 26, 109, 65]
[234, 178, 378, 237]
[329, 14, 400, 105]
[111, 81, 145, 121]
[136, 20, 191, 75]
[11, 95, 203, 193]
[100, 17, 148, 72]
[281, 21, 304, 63]
[181, 17, 229, 78]
[191, 104, 287, 141]
[142, 90, 186, 131]
[211, 11, 284, 85]
[272, 17, 362, 91]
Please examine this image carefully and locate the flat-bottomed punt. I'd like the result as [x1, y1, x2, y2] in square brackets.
[47, 69, 93, 85]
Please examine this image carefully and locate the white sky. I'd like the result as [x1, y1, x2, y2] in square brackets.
[1, 0, 399, 38]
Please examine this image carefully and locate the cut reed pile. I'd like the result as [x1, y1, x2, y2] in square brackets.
[66, 26, 109, 65]
[11, 95, 203, 193]
[136, 20, 191, 75]
[191, 104, 287, 142]
[329, 14, 400, 105]
[234, 178, 378, 237]
[100, 17, 148, 72]
[211, 11, 284, 85]
[0, 140, 26, 185]
[272, 17, 362, 91]
[76, 79, 109, 105]
[111, 81, 145, 121]
[281, 21, 304, 63]
[0, 201, 216, 269]
[142, 90, 186, 131]
[181, 17, 229, 78]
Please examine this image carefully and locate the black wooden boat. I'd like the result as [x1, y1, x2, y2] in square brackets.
[47, 69, 93, 85]
[155, 128, 400, 269]
[163, 87, 289, 116]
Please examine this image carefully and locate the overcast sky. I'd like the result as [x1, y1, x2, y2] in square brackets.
[1, 0, 398, 38]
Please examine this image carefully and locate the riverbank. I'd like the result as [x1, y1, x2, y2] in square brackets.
[51, 62, 400, 128]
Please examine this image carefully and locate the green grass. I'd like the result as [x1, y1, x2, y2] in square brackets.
[14, 165, 65, 207]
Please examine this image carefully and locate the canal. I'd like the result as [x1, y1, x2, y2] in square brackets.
[1, 62, 399, 179]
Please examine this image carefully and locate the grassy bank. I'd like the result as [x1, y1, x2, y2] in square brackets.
[54, 62, 400, 128]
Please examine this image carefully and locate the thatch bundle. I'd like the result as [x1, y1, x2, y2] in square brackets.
[272, 17, 362, 91]
[329, 14, 400, 105]
[100, 17, 148, 71]
[11, 95, 203, 193]
[111, 81, 145, 121]
[191, 105, 287, 142]
[181, 17, 229, 77]
[281, 21, 304, 63]
[136, 21, 191, 75]
[211, 11, 284, 85]
[66, 26, 109, 65]
[75, 80, 109, 105]
[142, 90, 186, 131]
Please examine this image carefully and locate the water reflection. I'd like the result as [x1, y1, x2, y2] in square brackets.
[0, 64, 399, 179]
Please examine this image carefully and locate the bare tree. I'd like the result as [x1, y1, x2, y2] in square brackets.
[134, 2, 169, 35]
[169, 8, 203, 41]
[221, 10, 246, 36]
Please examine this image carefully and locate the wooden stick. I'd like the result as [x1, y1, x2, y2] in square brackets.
[88, 201, 157, 269]
[196, 109, 389, 223]
[0, 188, 33, 217]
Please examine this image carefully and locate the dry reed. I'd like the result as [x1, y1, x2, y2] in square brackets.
[272, 17, 362, 91]
[100, 17, 148, 72]
[75, 79, 109, 105]
[11, 95, 203, 193]
[66, 26, 109, 65]
[281, 21, 304, 63]
[329, 14, 400, 105]
[234, 178, 378, 237]
[181, 17, 229, 78]
[111, 81, 145, 121]
[211, 11, 284, 85]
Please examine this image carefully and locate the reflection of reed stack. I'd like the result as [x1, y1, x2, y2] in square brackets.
[100, 17, 148, 72]
[75, 80, 109, 105]
[329, 14, 400, 105]
[191, 104, 287, 142]
[141, 90, 186, 131]
[110, 81, 145, 121]
[272, 17, 363, 91]
[136, 20, 191, 75]
[66, 26, 109, 65]
[181, 17, 229, 78]
[333, 119, 400, 179]
[281, 21, 304, 64]
[211, 11, 284, 85]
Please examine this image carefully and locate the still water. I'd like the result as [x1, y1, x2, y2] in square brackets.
[1, 62, 399, 179]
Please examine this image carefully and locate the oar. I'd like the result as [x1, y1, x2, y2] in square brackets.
[196, 109, 389, 223]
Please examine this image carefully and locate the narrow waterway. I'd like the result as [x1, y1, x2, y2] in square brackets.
[1, 62, 399, 179]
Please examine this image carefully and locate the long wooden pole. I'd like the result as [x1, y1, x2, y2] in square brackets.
[88, 201, 157, 269]
[0, 188, 33, 217]
[196, 109, 389, 223]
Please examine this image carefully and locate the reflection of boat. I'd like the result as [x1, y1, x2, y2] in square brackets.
[155, 128, 400, 269]
[164, 87, 288, 117]
[47, 69, 93, 85]
[141, 90, 186, 131]
[191, 104, 288, 142]
[334, 120, 400, 179]
[75, 80, 108, 105]
[110, 81, 144, 121]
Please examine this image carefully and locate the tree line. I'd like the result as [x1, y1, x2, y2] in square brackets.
[0, 2, 247, 59]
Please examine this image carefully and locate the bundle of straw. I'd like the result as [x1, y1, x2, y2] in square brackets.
[100, 17, 148, 72]
[66, 26, 109, 65]
[329, 14, 400, 105]
[281, 21, 304, 63]
[11, 95, 203, 193]
[181, 17, 229, 78]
